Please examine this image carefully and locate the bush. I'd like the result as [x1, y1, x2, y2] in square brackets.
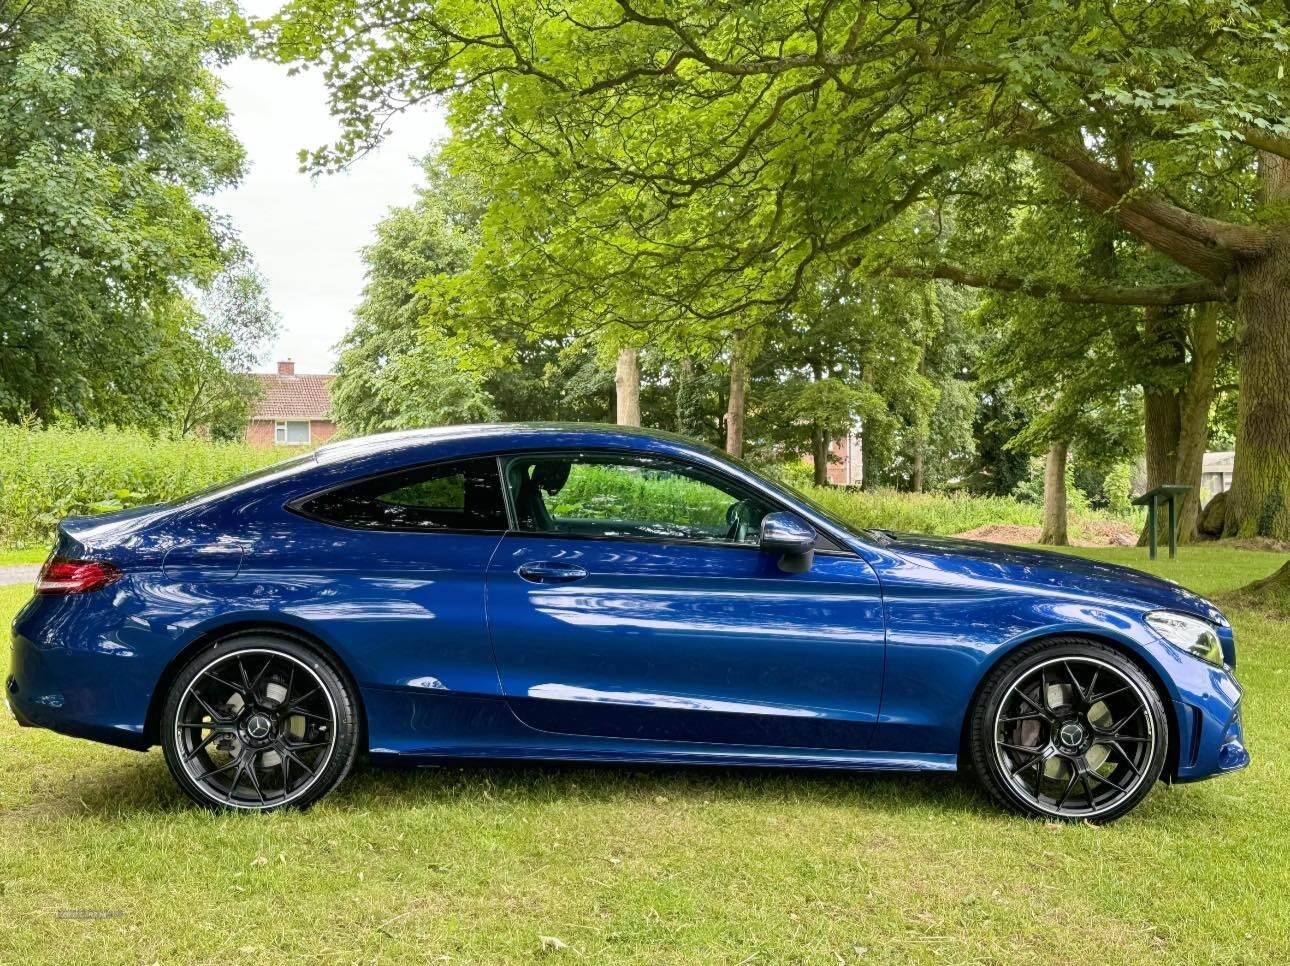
[795, 484, 1046, 535]
[0, 425, 288, 548]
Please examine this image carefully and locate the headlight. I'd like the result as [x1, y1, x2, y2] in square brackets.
[1146, 611, 1224, 666]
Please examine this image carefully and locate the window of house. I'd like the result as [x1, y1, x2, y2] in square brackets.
[275, 420, 311, 446]
[502, 453, 775, 546]
[295, 458, 509, 533]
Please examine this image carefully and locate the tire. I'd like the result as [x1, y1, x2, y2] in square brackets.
[967, 638, 1169, 823]
[160, 632, 360, 812]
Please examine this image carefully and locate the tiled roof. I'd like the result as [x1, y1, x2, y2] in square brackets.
[251, 372, 335, 420]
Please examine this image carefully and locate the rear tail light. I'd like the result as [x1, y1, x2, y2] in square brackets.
[35, 558, 123, 595]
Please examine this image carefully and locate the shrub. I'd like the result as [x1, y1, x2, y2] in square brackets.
[0, 425, 288, 548]
[794, 484, 1047, 536]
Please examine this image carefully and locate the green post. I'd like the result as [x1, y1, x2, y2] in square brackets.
[1147, 499, 1157, 560]
[1167, 494, 1177, 560]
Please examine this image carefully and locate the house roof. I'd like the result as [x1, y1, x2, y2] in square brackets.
[252, 372, 335, 421]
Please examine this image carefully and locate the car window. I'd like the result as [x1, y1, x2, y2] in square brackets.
[503, 453, 774, 546]
[297, 458, 508, 532]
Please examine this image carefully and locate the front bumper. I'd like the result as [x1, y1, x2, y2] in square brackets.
[1169, 663, 1249, 783]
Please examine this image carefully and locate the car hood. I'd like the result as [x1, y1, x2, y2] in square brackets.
[876, 532, 1227, 625]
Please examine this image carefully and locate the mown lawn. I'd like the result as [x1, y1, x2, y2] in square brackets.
[0, 547, 46, 566]
[1, 546, 1286, 963]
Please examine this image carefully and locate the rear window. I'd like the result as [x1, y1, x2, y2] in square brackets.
[294, 458, 508, 533]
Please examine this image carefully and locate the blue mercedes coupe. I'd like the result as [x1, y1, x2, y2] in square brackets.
[8, 424, 1248, 820]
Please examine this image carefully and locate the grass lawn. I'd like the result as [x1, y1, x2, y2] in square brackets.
[1, 545, 1287, 963]
[0, 547, 47, 566]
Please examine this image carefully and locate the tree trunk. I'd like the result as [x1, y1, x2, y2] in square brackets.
[812, 423, 829, 485]
[1173, 304, 1219, 540]
[1139, 305, 1218, 544]
[1039, 439, 1069, 546]
[1232, 560, 1290, 614]
[1224, 154, 1290, 539]
[912, 448, 925, 493]
[614, 346, 641, 427]
[725, 338, 746, 457]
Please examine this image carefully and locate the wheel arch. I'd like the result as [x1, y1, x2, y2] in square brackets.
[957, 629, 1182, 781]
[144, 619, 367, 751]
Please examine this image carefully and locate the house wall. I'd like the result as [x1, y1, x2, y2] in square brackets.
[246, 419, 338, 449]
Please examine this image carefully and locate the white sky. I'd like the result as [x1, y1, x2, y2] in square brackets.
[213, 2, 447, 375]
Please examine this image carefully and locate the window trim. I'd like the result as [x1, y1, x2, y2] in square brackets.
[275, 419, 312, 446]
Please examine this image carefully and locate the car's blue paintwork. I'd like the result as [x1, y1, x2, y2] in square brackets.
[7, 423, 1248, 784]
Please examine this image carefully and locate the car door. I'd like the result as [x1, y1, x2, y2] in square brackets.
[272, 456, 510, 701]
[485, 450, 887, 750]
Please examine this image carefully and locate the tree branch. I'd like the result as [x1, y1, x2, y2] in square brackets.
[880, 262, 1226, 306]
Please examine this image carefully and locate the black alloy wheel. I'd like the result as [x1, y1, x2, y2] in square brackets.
[969, 639, 1168, 822]
[161, 633, 359, 811]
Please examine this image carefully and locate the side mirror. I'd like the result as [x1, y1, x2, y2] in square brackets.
[760, 511, 816, 573]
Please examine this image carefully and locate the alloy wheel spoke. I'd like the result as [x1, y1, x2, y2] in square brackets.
[1106, 740, 1143, 778]
[195, 756, 241, 783]
[1080, 771, 1097, 809]
[1014, 689, 1054, 722]
[1063, 661, 1087, 704]
[201, 669, 245, 699]
[244, 755, 267, 805]
[1055, 765, 1081, 810]
[191, 691, 233, 723]
[278, 744, 316, 778]
[183, 729, 225, 762]
[1102, 705, 1143, 736]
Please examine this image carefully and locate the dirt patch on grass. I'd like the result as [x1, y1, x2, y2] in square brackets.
[953, 520, 1138, 547]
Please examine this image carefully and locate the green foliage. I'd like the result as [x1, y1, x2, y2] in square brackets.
[1, 0, 248, 424]
[0, 424, 285, 547]
[550, 465, 731, 528]
[1104, 464, 1135, 515]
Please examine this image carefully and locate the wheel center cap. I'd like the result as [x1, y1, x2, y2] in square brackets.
[1058, 721, 1085, 749]
[246, 713, 272, 740]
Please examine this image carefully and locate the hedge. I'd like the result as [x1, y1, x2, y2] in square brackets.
[0, 425, 285, 548]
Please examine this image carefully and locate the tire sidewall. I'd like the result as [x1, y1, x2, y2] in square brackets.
[160, 632, 360, 812]
[970, 639, 1169, 823]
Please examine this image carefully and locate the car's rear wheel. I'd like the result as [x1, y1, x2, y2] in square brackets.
[968, 639, 1168, 823]
[160, 633, 359, 811]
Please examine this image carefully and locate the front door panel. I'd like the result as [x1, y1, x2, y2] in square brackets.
[487, 537, 886, 749]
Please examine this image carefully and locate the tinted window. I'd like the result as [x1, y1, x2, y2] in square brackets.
[298, 458, 508, 532]
[503, 454, 774, 545]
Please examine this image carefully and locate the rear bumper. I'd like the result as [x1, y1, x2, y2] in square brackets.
[7, 597, 154, 751]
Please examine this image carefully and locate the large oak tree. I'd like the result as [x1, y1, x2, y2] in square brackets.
[266, 0, 1289, 535]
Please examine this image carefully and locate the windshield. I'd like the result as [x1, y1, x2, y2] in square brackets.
[707, 447, 886, 545]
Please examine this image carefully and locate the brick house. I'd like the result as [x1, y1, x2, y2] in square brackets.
[246, 360, 338, 448]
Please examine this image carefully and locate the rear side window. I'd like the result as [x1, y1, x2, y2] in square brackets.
[296, 458, 508, 533]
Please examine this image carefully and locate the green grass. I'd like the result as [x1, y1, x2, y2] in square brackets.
[1, 546, 1287, 963]
[0, 547, 46, 565]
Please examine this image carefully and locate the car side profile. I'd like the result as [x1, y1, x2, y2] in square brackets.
[8, 424, 1249, 820]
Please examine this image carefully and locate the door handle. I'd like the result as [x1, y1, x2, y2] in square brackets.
[517, 561, 589, 584]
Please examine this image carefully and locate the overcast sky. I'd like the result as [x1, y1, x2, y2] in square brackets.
[213, 2, 446, 375]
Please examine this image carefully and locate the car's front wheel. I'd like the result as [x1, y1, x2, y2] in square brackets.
[968, 639, 1169, 823]
[160, 632, 359, 811]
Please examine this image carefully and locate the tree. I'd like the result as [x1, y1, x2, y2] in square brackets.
[165, 262, 279, 439]
[265, 0, 1290, 538]
[1, 0, 247, 423]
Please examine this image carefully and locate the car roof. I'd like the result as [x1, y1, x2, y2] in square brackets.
[313, 422, 725, 465]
